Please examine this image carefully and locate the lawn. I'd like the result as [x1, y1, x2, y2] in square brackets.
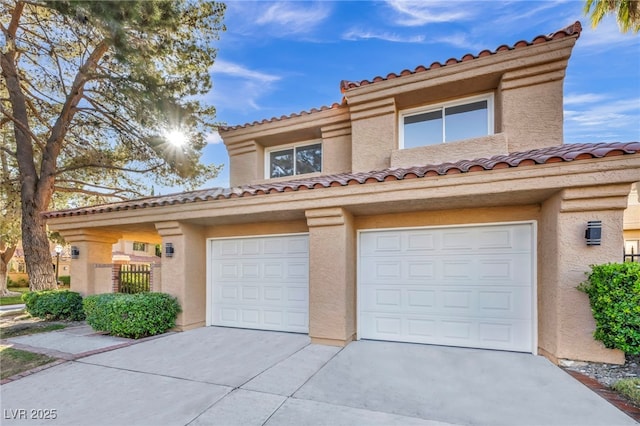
[0, 287, 29, 306]
[0, 323, 66, 339]
[613, 378, 640, 406]
[0, 345, 57, 380]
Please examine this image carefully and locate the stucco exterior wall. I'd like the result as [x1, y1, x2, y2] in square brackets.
[355, 205, 540, 230]
[156, 222, 207, 330]
[306, 207, 357, 345]
[391, 133, 509, 167]
[538, 186, 630, 364]
[350, 99, 396, 172]
[205, 221, 308, 239]
[500, 78, 565, 152]
[59, 230, 121, 296]
[227, 141, 262, 187]
[321, 122, 352, 175]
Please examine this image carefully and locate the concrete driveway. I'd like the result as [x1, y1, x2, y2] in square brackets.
[1, 327, 636, 426]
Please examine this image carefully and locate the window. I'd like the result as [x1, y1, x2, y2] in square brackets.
[400, 94, 493, 149]
[267, 142, 322, 178]
[133, 242, 147, 251]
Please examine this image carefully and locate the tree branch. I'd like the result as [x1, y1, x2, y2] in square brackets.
[56, 162, 160, 175]
[0, 105, 45, 150]
[36, 38, 110, 209]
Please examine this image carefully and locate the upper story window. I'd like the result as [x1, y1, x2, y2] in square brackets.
[266, 142, 322, 179]
[132, 242, 147, 252]
[400, 94, 494, 149]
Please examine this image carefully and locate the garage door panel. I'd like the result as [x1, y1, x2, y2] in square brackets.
[360, 254, 531, 285]
[361, 285, 531, 319]
[210, 235, 309, 333]
[361, 312, 531, 351]
[359, 223, 534, 352]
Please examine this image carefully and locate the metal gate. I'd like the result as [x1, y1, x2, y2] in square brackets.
[118, 264, 150, 293]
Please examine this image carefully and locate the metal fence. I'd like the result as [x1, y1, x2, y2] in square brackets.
[118, 264, 151, 293]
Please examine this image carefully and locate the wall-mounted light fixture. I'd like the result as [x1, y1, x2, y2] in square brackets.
[71, 246, 80, 259]
[165, 243, 174, 258]
[585, 221, 602, 246]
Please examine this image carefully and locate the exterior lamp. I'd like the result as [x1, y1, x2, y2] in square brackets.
[585, 221, 602, 246]
[71, 246, 80, 259]
[54, 244, 63, 284]
[165, 243, 174, 257]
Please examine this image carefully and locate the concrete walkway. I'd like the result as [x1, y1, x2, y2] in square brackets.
[1, 327, 636, 426]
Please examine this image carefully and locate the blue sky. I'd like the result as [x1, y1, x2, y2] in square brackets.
[192, 0, 640, 190]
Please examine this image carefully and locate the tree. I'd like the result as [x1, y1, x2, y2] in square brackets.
[1, 1, 225, 290]
[585, 0, 640, 33]
[0, 121, 20, 295]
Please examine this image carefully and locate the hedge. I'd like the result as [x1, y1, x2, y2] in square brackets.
[83, 292, 181, 339]
[578, 262, 640, 354]
[22, 290, 85, 321]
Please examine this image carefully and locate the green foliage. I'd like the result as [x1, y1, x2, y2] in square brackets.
[612, 378, 640, 404]
[579, 262, 640, 354]
[83, 292, 181, 339]
[22, 290, 85, 321]
[58, 276, 71, 286]
[585, 0, 640, 33]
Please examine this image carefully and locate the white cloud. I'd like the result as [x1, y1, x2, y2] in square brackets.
[563, 93, 609, 106]
[206, 131, 223, 145]
[342, 28, 426, 43]
[429, 32, 486, 51]
[385, 0, 473, 26]
[256, 1, 331, 35]
[209, 60, 281, 112]
[211, 59, 280, 84]
[565, 98, 640, 141]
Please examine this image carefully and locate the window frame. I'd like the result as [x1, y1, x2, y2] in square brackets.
[132, 242, 147, 252]
[398, 93, 495, 149]
[264, 140, 323, 179]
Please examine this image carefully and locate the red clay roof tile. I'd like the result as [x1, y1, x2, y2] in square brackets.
[43, 141, 639, 219]
[340, 21, 582, 92]
[220, 23, 582, 133]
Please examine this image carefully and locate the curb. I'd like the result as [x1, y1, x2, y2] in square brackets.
[564, 369, 640, 422]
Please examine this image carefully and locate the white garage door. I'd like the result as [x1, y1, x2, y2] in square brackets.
[359, 223, 534, 352]
[209, 234, 309, 333]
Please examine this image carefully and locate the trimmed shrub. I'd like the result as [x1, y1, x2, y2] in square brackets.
[83, 292, 181, 339]
[578, 262, 640, 355]
[22, 290, 85, 321]
[58, 275, 71, 286]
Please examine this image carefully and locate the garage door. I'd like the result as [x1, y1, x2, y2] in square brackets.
[209, 234, 309, 333]
[359, 223, 534, 352]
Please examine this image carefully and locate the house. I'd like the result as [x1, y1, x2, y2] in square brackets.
[111, 239, 161, 266]
[624, 183, 640, 261]
[7, 239, 160, 286]
[45, 21, 640, 365]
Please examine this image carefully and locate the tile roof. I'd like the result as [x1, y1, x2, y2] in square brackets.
[43, 141, 640, 219]
[219, 22, 582, 132]
[219, 102, 345, 132]
[340, 21, 582, 91]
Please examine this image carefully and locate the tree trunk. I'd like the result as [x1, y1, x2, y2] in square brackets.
[21, 202, 57, 291]
[0, 244, 17, 296]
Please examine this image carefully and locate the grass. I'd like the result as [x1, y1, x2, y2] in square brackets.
[612, 378, 640, 405]
[0, 323, 66, 339]
[0, 287, 29, 306]
[0, 345, 57, 380]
